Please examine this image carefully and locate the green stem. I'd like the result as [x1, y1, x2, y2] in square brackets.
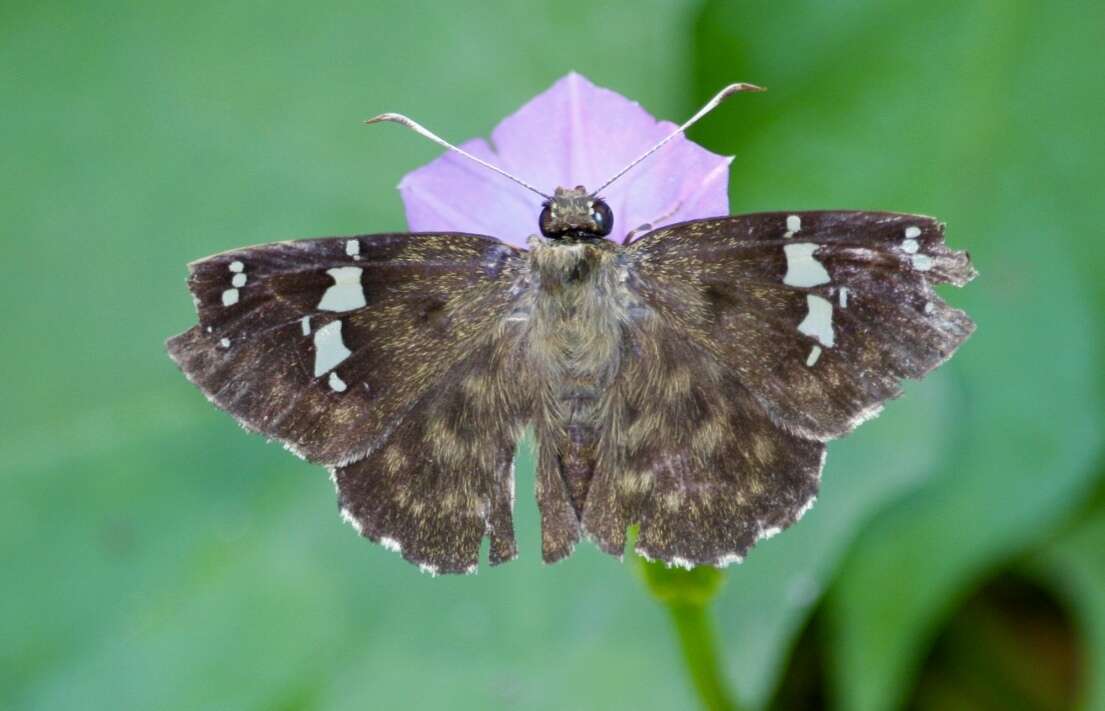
[667, 600, 740, 711]
[630, 527, 742, 711]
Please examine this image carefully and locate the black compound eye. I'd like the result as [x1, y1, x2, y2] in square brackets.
[592, 200, 614, 236]
[538, 203, 555, 237]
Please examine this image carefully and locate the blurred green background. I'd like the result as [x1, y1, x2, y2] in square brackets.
[4, 1, 1103, 709]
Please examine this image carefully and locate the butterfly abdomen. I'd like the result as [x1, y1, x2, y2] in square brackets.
[525, 238, 634, 558]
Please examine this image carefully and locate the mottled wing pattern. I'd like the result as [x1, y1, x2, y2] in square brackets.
[581, 323, 826, 567]
[582, 211, 975, 566]
[630, 211, 975, 440]
[167, 233, 531, 573]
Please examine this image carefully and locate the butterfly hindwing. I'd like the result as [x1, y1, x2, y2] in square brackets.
[168, 232, 533, 572]
[332, 331, 529, 574]
[580, 319, 825, 566]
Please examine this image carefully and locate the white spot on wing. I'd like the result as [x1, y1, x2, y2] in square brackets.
[317, 266, 366, 312]
[783, 243, 831, 287]
[231, 273, 247, 287]
[912, 254, 934, 271]
[838, 287, 849, 308]
[228, 260, 244, 272]
[784, 214, 801, 238]
[924, 301, 935, 314]
[219, 337, 230, 348]
[902, 226, 923, 254]
[798, 294, 835, 347]
[346, 239, 361, 258]
[328, 371, 347, 392]
[806, 345, 822, 367]
[221, 288, 239, 306]
[313, 320, 352, 376]
[300, 316, 311, 335]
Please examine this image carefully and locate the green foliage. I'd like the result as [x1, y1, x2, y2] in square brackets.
[3, 1, 1104, 710]
[1031, 502, 1105, 709]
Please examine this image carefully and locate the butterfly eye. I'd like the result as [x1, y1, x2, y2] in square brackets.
[538, 203, 555, 237]
[592, 200, 614, 236]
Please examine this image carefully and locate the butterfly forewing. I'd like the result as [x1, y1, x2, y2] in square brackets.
[169, 233, 523, 461]
[627, 211, 976, 442]
[168, 232, 533, 572]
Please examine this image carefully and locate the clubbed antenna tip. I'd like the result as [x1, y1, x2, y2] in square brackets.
[591, 82, 765, 196]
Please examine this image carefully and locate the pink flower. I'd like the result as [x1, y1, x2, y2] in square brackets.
[397, 73, 733, 247]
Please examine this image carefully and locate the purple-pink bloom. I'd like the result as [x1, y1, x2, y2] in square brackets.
[398, 72, 732, 247]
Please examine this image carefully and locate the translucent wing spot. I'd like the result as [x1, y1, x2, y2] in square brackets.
[838, 287, 849, 308]
[318, 267, 367, 312]
[300, 316, 311, 336]
[221, 288, 239, 306]
[345, 239, 361, 259]
[798, 294, 835, 347]
[806, 345, 822, 367]
[901, 225, 923, 255]
[784, 214, 802, 238]
[313, 320, 352, 376]
[783, 243, 831, 287]
[924, 301, 935, 314]
[911, 254, 934, 271]
[219, 337, 230, 349]
[328, 371, 348, 392]
[231, 273, 247, 287]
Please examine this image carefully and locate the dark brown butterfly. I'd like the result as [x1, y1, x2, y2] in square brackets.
[167, 84, 975, 575]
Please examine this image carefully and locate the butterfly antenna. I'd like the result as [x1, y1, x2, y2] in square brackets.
[590, 82, 765, 197]
[365, 112, 552, 200]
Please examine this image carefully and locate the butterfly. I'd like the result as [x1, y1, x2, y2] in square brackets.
[167, 84, 975, 575]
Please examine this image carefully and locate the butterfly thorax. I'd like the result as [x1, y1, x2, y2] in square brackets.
[525, 236, 628, 515]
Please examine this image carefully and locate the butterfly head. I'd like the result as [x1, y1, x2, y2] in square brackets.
[538, 186, 613, 240]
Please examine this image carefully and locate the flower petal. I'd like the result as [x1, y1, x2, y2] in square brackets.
[399, 72, 731, 246]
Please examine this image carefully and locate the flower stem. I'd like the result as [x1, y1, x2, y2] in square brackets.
[666, 599, 738, 711]
[631, 527, 742, 711]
